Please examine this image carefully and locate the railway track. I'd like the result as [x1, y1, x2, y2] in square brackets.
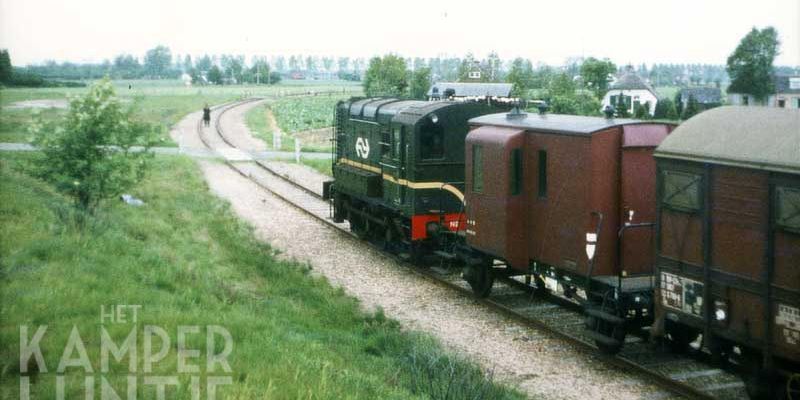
[198, 99, 751, 400]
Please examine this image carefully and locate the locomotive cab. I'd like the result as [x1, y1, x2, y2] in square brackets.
[327, 98, 503, 258]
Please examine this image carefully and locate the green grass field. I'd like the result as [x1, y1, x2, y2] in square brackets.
[0, 153, 523, 400]
[1, 80, 362, 145]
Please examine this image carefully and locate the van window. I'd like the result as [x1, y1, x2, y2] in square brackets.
[662, 170, 702, 211]
[472, 145, 483, 193]
[511, 148, 523, 195]
[776, 186, 800, 232]
[538, 150, 547, 198]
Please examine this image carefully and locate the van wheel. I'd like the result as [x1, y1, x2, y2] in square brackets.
[464, 259, 493, 298]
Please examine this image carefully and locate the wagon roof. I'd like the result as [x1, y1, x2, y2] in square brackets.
[655, 106, 800, 174]
[469, 112, 643, 135]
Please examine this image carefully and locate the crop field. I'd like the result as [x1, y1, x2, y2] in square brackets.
[1, 79, 362, 145]
[246, 93, 356, 153]
[0, 153, 522, 400]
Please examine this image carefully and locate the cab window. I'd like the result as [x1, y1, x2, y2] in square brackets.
[419, 119, 444, 160]
[392, 126, 402, 159]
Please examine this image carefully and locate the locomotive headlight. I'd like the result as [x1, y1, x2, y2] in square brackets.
[714, 300, 728, 322]
[430, 114, 438, 124]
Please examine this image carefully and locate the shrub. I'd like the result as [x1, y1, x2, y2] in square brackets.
[31, 77, 157, 215]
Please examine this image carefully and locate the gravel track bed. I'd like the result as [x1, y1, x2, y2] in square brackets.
[179, 101, 675, 399]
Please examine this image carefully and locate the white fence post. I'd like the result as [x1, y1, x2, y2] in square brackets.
[295, 139, 301, 163]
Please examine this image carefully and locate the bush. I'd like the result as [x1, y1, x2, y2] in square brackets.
[31, 77, 156, 215]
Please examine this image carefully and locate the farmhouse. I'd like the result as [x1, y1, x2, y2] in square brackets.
[427, 82, 512, 101]
[727, 75, 800, 108]
[601, 70, 658, 116]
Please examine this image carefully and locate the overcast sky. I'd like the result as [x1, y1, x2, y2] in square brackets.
[1, 0, 798, 67]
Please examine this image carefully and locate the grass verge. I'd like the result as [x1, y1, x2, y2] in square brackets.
[0, 153, 523, 400]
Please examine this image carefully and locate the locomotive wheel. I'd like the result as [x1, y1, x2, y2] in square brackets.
[464, 260, 493, 298]
[348, 206, 369, 240]
[664, 320, 699, 354]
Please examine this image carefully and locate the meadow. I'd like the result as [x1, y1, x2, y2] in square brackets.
[0, 79, 362, 145]
[0, 153, 522, 400]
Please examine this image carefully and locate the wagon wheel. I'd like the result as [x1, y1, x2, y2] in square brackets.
[463, 258, 493, 298]
[588, 292, 626, 354]
[786, 373, 800, 400]
[664, 320, 699, 354]
[741, 347, 773, 400]
[708, 336, 734, 366]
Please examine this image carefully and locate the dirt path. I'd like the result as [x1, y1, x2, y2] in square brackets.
[178, 104, 670, 400]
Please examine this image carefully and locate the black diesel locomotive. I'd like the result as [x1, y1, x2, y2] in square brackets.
[324, 97, 503, 256]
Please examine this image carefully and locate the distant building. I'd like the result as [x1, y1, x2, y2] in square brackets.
[601, 70, 658, 116]
[427, 82, 512, 100]
[677, 87, 722, 110]
[727, 75, 800, 108]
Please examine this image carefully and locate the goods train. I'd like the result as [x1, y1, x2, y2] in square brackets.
[323, 99, 799, 398]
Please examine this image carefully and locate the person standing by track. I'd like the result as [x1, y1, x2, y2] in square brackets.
[202, 104, 211, 127]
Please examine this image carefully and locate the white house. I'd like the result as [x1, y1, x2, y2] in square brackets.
[728, 75, 800, 109]
[601, 71, 658, 116]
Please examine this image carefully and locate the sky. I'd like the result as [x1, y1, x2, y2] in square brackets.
[1, 0, 798, 67]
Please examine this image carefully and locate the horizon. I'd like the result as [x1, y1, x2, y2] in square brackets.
[1, 0, 799, 68]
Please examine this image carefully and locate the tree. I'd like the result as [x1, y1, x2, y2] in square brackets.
[0, 49, 13, 84]
[548, 72, 576, 97]
[580, 57, 616, 99]
[410, 67, 431, 99]
[31, 78, 155, 215]
[195, 55, 212, 72]
[726, 26, 779, 103]
[268, 71, 282, 85]
[681, 95, 700, 120]
[615, 95, 630, 118]
[144, 45, 172, 78]
[673, 92, 684, 116]
[322, 57, 334, 72]
[653, 98, 679, 120]
[207, 65, 223, 85]
[250, 57, 270, 84]
[634, 101, 651, 119]
[506, 58, 534, 98]
[363, 55, 408, 97]
[337, 57, 350, 72]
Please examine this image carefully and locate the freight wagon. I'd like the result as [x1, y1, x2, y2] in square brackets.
[652, 106, 800, 398]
